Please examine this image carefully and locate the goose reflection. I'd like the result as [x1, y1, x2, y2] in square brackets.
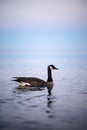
[46, 94, 55, 119]
[47, 97, 53, 108]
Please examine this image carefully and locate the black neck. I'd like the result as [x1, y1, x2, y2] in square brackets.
[47, 67, 53, 82]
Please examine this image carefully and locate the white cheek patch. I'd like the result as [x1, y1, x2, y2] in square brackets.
[49, 66, 53, 70]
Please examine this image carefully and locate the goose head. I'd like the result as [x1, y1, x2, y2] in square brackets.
[48, 65, 58, 70]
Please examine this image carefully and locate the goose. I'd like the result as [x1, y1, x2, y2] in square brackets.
[13, 65, 58, 94]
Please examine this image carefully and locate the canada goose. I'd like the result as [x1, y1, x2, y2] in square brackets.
[13, 65, 58, 93]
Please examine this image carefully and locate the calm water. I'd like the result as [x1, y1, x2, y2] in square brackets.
[0, 52, 87, 130]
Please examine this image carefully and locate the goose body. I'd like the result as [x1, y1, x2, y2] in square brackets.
[13, 65, 58, 89]
[13, 77, 46, 87]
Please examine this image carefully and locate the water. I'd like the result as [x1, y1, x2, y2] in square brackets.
[0, 52, 87, 130]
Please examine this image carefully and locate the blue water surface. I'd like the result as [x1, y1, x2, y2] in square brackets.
[0, 50, 87, 130]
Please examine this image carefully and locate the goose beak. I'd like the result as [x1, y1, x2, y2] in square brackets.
[54, 67, 58, 70]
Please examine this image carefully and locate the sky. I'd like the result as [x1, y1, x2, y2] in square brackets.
[0, 0, 87, 53]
